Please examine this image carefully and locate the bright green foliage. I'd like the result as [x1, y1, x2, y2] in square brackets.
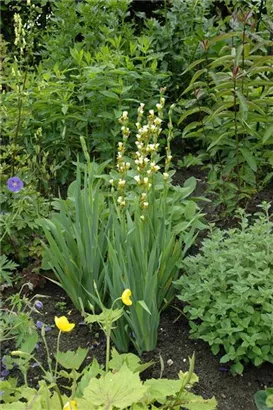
[1, 0, 170, 187]
[255, 388, 273, 410]
[174, 203, 273, 373]
[0, 184, 50, 264]
[142, 0, 216, 99]
[41, 102, 206, 353]
[0, 255, 18, 286]
[41, 160, 111, 311]
[0, 284, 40, 348]
[177, 7, 273, 212]
[1, 352, 217, 410]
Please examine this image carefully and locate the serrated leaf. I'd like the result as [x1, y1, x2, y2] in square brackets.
[178, 391, 217, 410]
[83, 364, 147, 408]
[77, 359, 103, 396]
[144, 378, 181, 403]
[56, 347, 88, 370]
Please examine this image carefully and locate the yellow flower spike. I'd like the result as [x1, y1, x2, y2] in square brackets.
[121, 289, 132, 306]
[54, 316, 75, 332]
[63, 400, 77, 410]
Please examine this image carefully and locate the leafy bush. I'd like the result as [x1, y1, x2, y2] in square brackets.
[0, 255, 18, 287]
[0, 283, 43, 348]
[177, 6, 273, 212]
[174, 203, 273, 373]
[0, 180, 50, 265]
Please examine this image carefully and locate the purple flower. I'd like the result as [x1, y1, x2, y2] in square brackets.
[31, 362, 39, 368]
[1, 356, 7, 366]
[36, 321, 51, 331]
[35, 300, 43, 309]
[219, 366, 229, 372]
[7, 177, 24, 193]
[1, 369, 9, 377]
[36, 320, 43, 329]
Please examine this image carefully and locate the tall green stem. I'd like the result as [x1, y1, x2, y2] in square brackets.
[54, 330, 62, 378]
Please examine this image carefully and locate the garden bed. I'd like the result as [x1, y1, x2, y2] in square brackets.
[2, 281, 273, 410]
[2, 167, 273, 410]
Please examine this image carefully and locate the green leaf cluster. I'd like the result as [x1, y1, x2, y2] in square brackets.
[0, 351, 217, 410]
[177, 6, 273, 212]
[174, 205, 273, 373]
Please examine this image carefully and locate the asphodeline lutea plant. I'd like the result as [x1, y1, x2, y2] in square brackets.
[112, 94, 171, 220]
[105, 97, 186, 353]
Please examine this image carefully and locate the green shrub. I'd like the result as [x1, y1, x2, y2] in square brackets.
[174, 203, 273, 374]
[177, 6, 273, 213]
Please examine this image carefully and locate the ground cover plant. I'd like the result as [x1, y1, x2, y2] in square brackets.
[175, 202, 273, 374]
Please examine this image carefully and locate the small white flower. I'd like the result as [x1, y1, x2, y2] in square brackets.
[149, 109, 154, 116]
[117, 196, 126, 207]
[143, 177, 149, 185]
[125, 162, 130, 170]
[163, 172, 169, 181]
[118, 179, 126, 188]
[160, 97, 165, 105]
[143, 201, 149, 208]
[141, 193, 147, 199]
[154, 117, 162, 126]
[140, 215, 145, 221]
[134, 175, 141, 184]
[122, 110, 128, 119]
[109, 179, 114, 185]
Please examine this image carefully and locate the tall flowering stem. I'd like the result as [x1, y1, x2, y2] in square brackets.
[114, 94, 168, 220]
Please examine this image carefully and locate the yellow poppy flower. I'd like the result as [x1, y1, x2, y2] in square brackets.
[121, 289, 132, 306]
[63, 400, 77, 410]
[55, 316, 75, 332]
